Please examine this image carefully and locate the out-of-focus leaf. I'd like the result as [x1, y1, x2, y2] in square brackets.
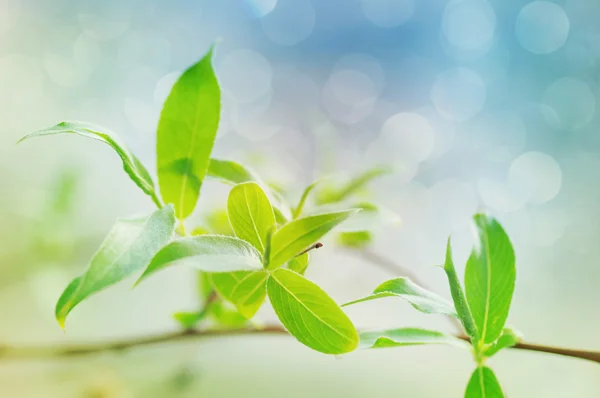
[315, 166, 392, 205]
[230, 270, 268, 318]
[337, 230, 372, 248]
[443, 238, 478, 341]
[18, 121, 161, 206]
[292, 180, 322, 219]
[227, 182, 275, 253]
[209, 271, 252, 302]
[483, 327, 522, 358]
[207, 158, 262, 185]
[136, 235, 262, 284]
[55, 205, 176, 328]
[288, 252, 309, 275]
[465, 214, 516, 344]
[267, 268, 359, 354]
[343, 277, 457, 317]
[210, 301, 248, 328]
[156, 45, 220, 220]
[173, 311, 206, 329]
[268, 209, 358, 269]
[359, 328, 468, 349]
[465, 367, 504, 398]
[204, 209, 234, 235]
[334, 201, 401, 232]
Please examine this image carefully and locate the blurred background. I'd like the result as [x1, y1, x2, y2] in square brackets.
[1, 0, 600, 396]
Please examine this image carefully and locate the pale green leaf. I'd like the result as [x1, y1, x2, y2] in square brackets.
[18, 121, 161, 207]
[267, 268, 359, 354]
[465, 214, 516, 344]
[55, 205, 176, 328]
[316, 166, 392, 205]
[337, 231, 372, 248]
[210, 301, 248, 328]
[209, 271, 252, 302]
[136, 235, 262, 284]
[343, 277, 457, 317]
[207, 158, 262, 185]
[230, 270, 268, 318]
[359, 328, 468, 349]
[268, 209, 358, 269]
[335, 201, 401, 232]
[156, 46, 220, 220]
[443, 238, 478, 341]
[465, 367, 504, 398]
[292, 180, 322, 219]
[483, 327, 522, 358]
[227, 182, 275, 253]
[288, 253, 309, 275]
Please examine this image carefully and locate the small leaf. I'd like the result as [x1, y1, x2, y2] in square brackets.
[19, 121, 161, 207]
[267, 268, 359, 354]
[465, 367, 504, 398]
[55, 205, 176, 328]
[268, 209, 358, 269]
[343, 277, 457, 317]
[465, 214, 516, 344]
[227, 182, 275, 253]
[443, 238, 478, 341]
[483, 327, 522, 358]
[316, 166, 392, 205]
[136, 235, 262, 284]
[359, 328, 468, 349]
[230, 270, 268, 318]
[157, 45, 221, 220]
[209, 271, 252, 302]
[288, 252, 309, 275]
[173, 311, 206, 329]
[207, 158, 263, 185]
[292, 180, 321, 219]
[210, 301, 248, 328]
[337, 230, 372, 248]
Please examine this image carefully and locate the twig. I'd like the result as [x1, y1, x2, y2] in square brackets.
[1, 327, 599, 364]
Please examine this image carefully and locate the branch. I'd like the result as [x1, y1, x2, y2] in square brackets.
[1, 326, 599, 364]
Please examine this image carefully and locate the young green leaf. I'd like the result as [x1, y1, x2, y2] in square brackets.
[55, 205, 176, 328]
[209, 271, 252, 302]
[443, 238, 479, 342]
[342, 277, 457, 317]
[268, 209, 358, 269]
[18, 121, 161, 207]
[465, 214, 516, 344]
[230, 270, 268, 319]
[156, 45, 220, 220]
[227, 182, 276, 253]
[359, 328, 468, 349]
[292, 180, 321, 219]
[483, 327, 522, 358]
[207, 158, 263, 185]
[337, 231, 372, 248]
[287, 252, 309, 275]
[267, 268, 359, 354]
[136, 235, 262, 284]
[210, 301, 248, 328]
[465, 367, 504, 398]
[315, 166, 392, 205]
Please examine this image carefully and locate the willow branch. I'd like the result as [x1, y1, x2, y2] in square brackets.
[1, 326, 599, 364]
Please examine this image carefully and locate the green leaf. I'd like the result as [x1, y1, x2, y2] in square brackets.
[342, 277, 457, 317]
[156, 45, 221, 220]
[465, 367, 504, 398]
[335, 201, 401, 232]
[209, 271, 252, 302]
[18, 121, 161, 207]
[443, 238, 478, 341]
[316, 166, 392, 205]
[230, 270, 268, 318]
[207, 158, 262, 185]
[55, 205, 176, 328]
[337, 231, 372, 248]
[292, 180, 321, 219]
[227, 182, 275, 253]
[268, 209, 358, 269]
[210, 301, 248, 328]
[288, 252, 309, 275]
[173, 311, 206, 329]
[136, 235, 262, 284]
[359, 328, 468, 349]
[483, 327, 522, 358]
[465, 214, 516, 344]
[267, 268, 359, 354]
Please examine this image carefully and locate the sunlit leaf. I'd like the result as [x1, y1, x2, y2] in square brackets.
[55, 205, 176, 328]
[209, 271, 252, 302]
[465, 214, 516, 344]
[267, 268, 359, 354]
[483, 327, 522, 358]
[207, 158, 262, 185]
[359, 328, 468, 349]
[210, 301, 248, 328]
[18, 121, 161, 207]
[288, 252, 309, 275]
[136, 235, 262, 284]
[230, 270, 268, 318]
[156, 45, 220, 220]
[443, 238, 478, 341]
[315, 166, 392, 205]
[337, 230, 372, 248]
[268, 209, 358, 269]
[227, 182, 275, 253]
[292, 180, 322, 219]
[465, 366, 504, 398]
[343, 277, 457, 317]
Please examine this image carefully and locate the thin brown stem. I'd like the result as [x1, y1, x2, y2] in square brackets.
[1, 327, 598, 364]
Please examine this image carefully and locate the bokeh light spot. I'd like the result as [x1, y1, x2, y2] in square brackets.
[360, 0, 415, 28]
[261, 0, 315, 46]
[516, 1, 569, 54]
[542, 77, 595, 130]
[218, 49, 272, 104]
[443, 0, 496, 51]
[509, 151, 562, 204]
[431, 68, 486, 121]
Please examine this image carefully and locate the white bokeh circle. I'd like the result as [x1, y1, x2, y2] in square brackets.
[218, 49, 272, 104]
[443, 0, 496, 51]
[360, 0, 415, 28]
[261, 0, 315, 46]
[376, 112, 435, 163]
[509, 151, 562, 204]
[516, 1, 570, 54]
[542, 77, 595, 130]
[431, 67, 486, 121]
[322, 69, 378, 124]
